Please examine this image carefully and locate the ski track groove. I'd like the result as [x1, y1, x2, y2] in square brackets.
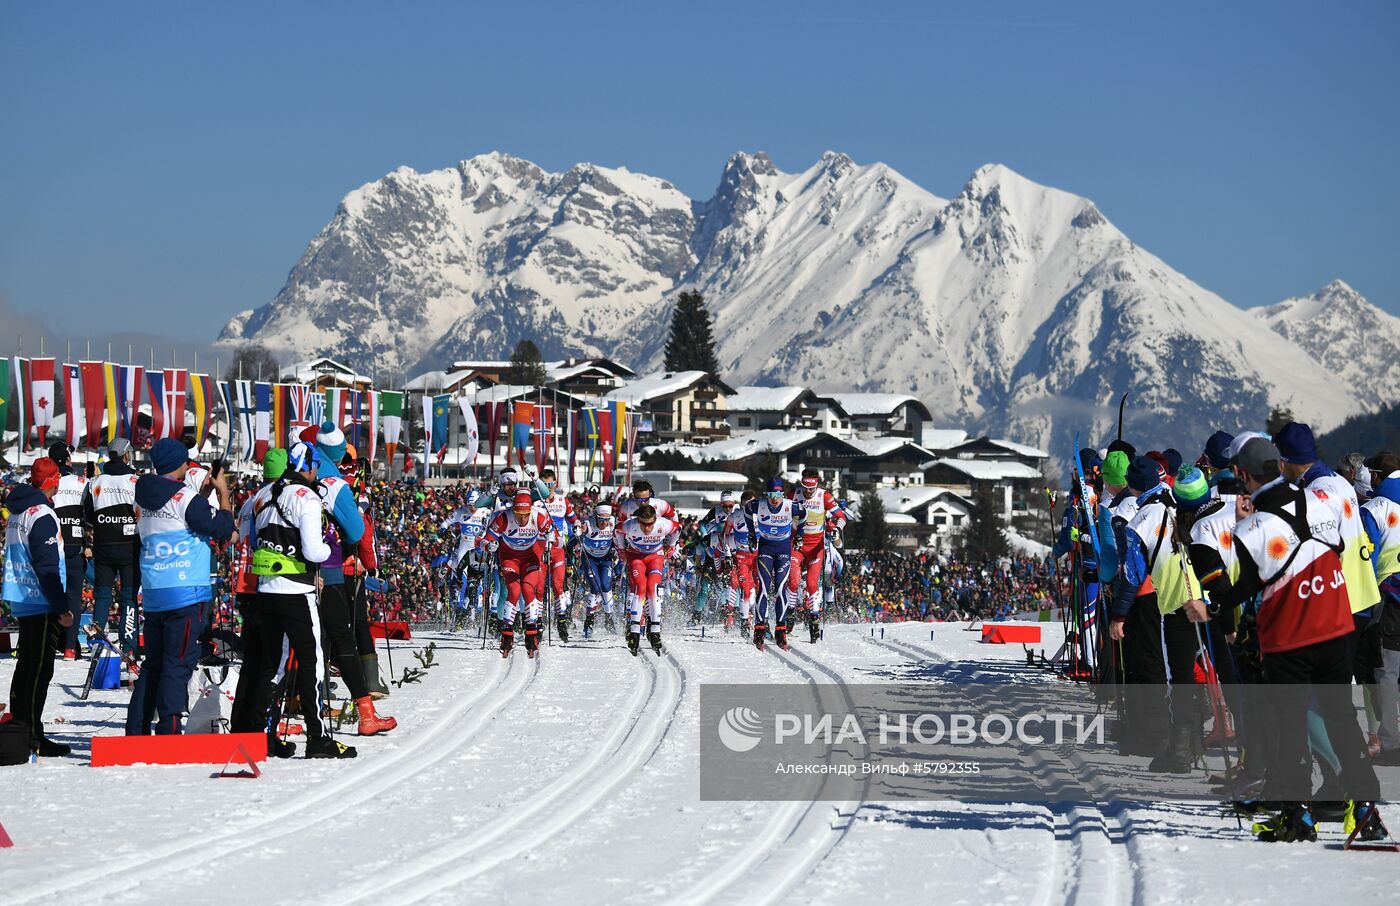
[8, 648, 534, 905]
[324, 644, 687, 904]
[670, 635, 869, 906]
[871, 632, 1140, 906]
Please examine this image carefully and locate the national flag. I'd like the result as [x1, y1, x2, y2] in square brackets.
[80, 361, 107, 448]
[567, 409, 577, 483]
[164, 369, 187, 439]
[580, 407, 600, 476]
[218, 380, 237, 459]
[119, 365, 143, 442]
[626, 412, 640, 488]
[189, 373, 215, 449]
[0, 357, 9, 445]
[307, 390, 326, 428]
[326, 387, 346, 431]
[286, 384, 313, 441]
[598, 408, 615, 484]
[532, 405, 554, 471]
[30, 357, 55, 448]
[234, 380, 256, 462]
[511, 401, 535, 467]
[11, 358, 30, 452]
[430, 394, 451, 456]
[101, 363, 121, 445]
[458, 396, 479, 466]
[254, 381, 272, 462]
[62, 363, 83, 447]
[381, 391, 403, 466]
[366, 390, 379, 463]
[146, 370, 167, 443]
[608, 400, 627, 460]
[272, 384, 289, 447]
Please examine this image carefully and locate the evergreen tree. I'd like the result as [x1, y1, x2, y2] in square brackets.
[224, 342, 282, 383]
[506, 339, 547, 387]
[663, 291, 720, 376]
[1265, 405, 1295, 438]
[643, 448, 704, 470]
[738, 451, 779, 492]
[961, 482, 1010, 562]
[856, 490, 890, 554]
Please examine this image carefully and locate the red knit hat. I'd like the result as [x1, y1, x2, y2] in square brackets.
[30, 457, 61, 491]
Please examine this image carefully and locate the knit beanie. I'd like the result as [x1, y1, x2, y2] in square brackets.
[315, 420, 347, 467]
[150, 438, 188, 475]
[1102, 451, 1130, 487]
[1173, 466, 1210, 509]
[1126, 456, 1161, 493]
[263, 447, 288, 480]
[1203, 431, 1235, 470]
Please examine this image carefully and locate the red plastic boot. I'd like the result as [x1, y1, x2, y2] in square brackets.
[356, 696, 397, 735]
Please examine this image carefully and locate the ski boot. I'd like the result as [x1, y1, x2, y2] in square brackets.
[1253, 804, 1317, 842]
[774, 623, 789, 651]
[305, 736, 358, 759]
[557, 617, 571, 644]
[605, 613, 617, 633]
[267, 733, 297, 759]
[487, 613, 502, 637]
[583, 613, 595, 639]
[500, 628, 515, 658]
[753, 622, 767, 652]
[648, 629, 664, 656]
[1345, 801, 1395, 848]
[524, 625, 541, 659]
[807, 613, 821, 644]
[627, 631, 641, 656]
[36, 735, 71, 758]
[740, 616, 752, 638]
[356, 696, 397, 736]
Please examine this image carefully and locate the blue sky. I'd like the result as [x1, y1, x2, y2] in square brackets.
[2, 0, 1396, 345]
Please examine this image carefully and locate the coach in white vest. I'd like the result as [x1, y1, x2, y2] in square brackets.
[125, 438, 235, 735]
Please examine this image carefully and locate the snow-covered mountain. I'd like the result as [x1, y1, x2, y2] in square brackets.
[219, 151, 1400, 456]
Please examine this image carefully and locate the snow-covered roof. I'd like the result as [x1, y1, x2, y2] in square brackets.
[544, 358, 637, 379]
[885, 513, 918, 525]
[922, 428, 970, 450]
[876, 486, 972, 515]
[727, 385, 808, 413]
[449, 360, 512, 371]
[605, 371, 719, 405]
[633, 470, 748, 486]
[850, 436, 939, 460]
[924, 458, 1043, 480]
[691, 429, 838, 461]
[1007, 529, 1051, 557]
[279, 358, 371, 385]
[825, 392, 929, 418]
[404, 369, 483, 392]
[986, 438, 1049, 459]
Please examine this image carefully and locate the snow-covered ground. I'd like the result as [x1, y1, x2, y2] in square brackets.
[3, 622, 1398, 905]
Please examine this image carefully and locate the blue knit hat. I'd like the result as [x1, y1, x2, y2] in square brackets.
[1203, 431, 1234, 470]
[1274, 422, 1318, 464]
[1126, 456, 1161, 492]
[150, 438, 188, 475]
[1173, 466, 1210, 509]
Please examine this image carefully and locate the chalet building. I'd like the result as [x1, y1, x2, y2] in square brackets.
[847, 437, 941, 489]
[822, 393, 931, 439]
[279, 357, 373, 392]
[922, 458, 1044, 519]
[875, 486, 975, 547]
[726, 386, 851, 436]
[605, 371, 734, 445]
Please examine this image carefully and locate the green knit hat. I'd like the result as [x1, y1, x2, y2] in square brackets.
[263, 447, 288, 480]
[1102, 450, 1129, 486]
[1173, 466, 1210, 509]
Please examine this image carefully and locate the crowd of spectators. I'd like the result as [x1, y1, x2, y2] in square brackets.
[833, 551, 1059, 623]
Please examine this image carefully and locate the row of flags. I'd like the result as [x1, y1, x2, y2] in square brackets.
[0, 357, 211, 452]
[0, 355, 642, 483]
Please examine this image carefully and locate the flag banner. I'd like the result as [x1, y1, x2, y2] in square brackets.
[189, 373, 215, 449]
[11, 358, 30, 452]
[458, 396, 479, 466]
[63, 363, 83, 447]
[0, 357, 9, 445]
[254, 381, 272, 462]
[119, 364, 143, 442]
[271, 383, 288, 445]
[626, 412, 640, 488]
[420, 393, 433, 458]
[325, 387, 347, 432]
[235, 380, 256, 462]
[80, 361, 106, 448]
[366, 390, 379, 463]
[431, 394, 451, 456]
[381, 390, 403, 466]
[609, 399, 627, 460]
[146, 370, 167, 444]
[532, 405, 554, 471]
[163, 368, 187, 439]
[511, 401, 535, 467]
[307, 390, 326, 428]
[567, 409, 577, 484]
[30, 357, 55, 448]
[218, 380, 237, 459]
[598, 409, 615, 484]
[581, 406, 600, 476]
[347, 390, 364, 450]
[101, 363, 120, 444]
[287, 384, 313, 440]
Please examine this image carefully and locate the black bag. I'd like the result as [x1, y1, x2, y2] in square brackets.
[0, 720, 33, 766]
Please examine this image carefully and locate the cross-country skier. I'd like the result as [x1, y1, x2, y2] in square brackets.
[614, 503, 679, 656]
[724, 490, 759, 634]
[788, 469, 846, 643]
[573, 503, 620, 637]
[440, 489, 490, 619]
[539, 468, 578, 641]
[743, 478, 802, 651]
[484, 490, 556, 658]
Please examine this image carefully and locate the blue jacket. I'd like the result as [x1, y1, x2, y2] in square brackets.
[134, 474, 234, 610]
[2, 484, 69, 617]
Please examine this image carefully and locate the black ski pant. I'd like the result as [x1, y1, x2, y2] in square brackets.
[1162, 610, 1201, 737]
[1120, 594, 1169, 753]
[318, 581, 368, 700]
[230, 594, 281, 734]
[8, 614, 62, 746]
[1262, 634, 1379, 803]
[93, 558, 139, 651]
[64, 550, 86, 653]
[254, 591, 328, 741]
[349, 575, 374, 657]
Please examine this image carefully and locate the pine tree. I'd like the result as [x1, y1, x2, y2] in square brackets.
[224, 342, 282, 383]
[857, 491, 890, 554]
[506, 340, 547, 387]
[663, 291, 720, 376]
[739, 451, 780, 492]
[961, 482, 1010, 562]
[1265, 405, 1295, 438]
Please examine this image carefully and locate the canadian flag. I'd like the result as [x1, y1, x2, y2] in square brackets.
[30, 357, 55, 447]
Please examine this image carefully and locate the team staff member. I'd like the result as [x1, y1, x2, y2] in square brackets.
[126, 438, 235, 736]
[83, 437, 142, 653]
[47, 441, 88, 659]
[3, 457, 75, 757]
